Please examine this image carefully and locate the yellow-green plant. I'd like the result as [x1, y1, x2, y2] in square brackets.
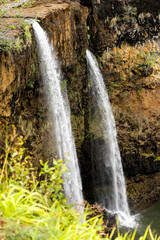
[0, 126, 160, 239]
[0, 125, 67, 205]
[39, 159, 67, 205]
[0, 187, 105, 239]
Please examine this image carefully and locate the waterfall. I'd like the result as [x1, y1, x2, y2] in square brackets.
[86, 49, 137, 227]
[32, 21, 83, 208]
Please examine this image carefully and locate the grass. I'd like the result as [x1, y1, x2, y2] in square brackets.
[0, 127, 160, 239]
[0, 184, 105, 239]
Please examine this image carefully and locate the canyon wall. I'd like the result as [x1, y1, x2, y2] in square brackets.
[83, 0, 160, 207]
[0, 1, 88, 167]
[83, 0, 160, 177]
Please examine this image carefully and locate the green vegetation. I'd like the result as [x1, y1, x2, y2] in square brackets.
[154, 156, 160, 162]
[13, 13, 22, 18]
[136, 52, 159, 74]
[13, 36, 23, 51]
[21, 0, 34, 8]
[27, 80, 35, 88]
[60, 79, 67, 90]
[0, 127, 160, 239]
[0, 39, 12, 51]
[123, 5, 137, 17]
[0, 20, 32, 52]
[0, 0, 12, 3]
[0, 38, 22, 52]
[141, 153, 154, 158]
[23, 22, 31, 42]
[10, 25, 16, 30]
[0, 128, 105, 239]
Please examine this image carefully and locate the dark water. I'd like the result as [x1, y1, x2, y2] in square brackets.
[120, 199, 160, 238]
[137, 199, 160, 236]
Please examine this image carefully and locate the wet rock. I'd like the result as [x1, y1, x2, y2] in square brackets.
[127, 172, 160, 211]
[86, 203, 116, 234]
[134, 178, 142, 183]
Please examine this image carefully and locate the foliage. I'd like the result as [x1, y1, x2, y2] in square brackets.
[0, 187, 159, 240]
[10, 25, 16, 30]
[39, 158, 67, 205]
[154, 156, 160, 162]
[21, 1, 35, 8]
[0, 0, 12, 3]
[0, 128, 105, 238]
[123, 5, 137, 17]
[0, 126, 67, 205]
[0, 190, 104, 239]
[13, 36, 23, 51]
[23, 21, 31, 44]
[27, 79, 35, 88]
[0, 127, 160, 239]
[0, 20, 32, 53]
[136, 52, 159, 75]
[0, 39, 12, 51]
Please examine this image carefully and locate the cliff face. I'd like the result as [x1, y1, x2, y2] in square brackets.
[100, 41, 160, 176]
[82, 0, 160, 206]
[0, 1, 88, 115]
[0, 0, 160, 206]
[86, 0, 160, 51]
[0, 0, 88, 165]
[82, 0, 160, 177]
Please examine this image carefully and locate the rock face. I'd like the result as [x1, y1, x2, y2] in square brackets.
[127, 173, 160, 211]
[0, 0, 88, 165]
[0, 0, 160, 207]
[82, 0, 160, 206]
[86, 0, 160, 51]
[101, 41, 160, 176]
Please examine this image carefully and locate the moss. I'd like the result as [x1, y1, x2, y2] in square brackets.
[0, 39, 13, 52]
[23, 22, 32, 45]
[154, 156, 160, 162]
[141, 153, 154, 158]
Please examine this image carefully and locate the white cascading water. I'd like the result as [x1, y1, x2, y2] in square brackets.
[86, 49, 137, 227]
[32, 21, 83, 209]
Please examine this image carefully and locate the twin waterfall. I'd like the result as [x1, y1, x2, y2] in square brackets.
[33, 22, 136, 227]
[32, 22, 83, 208]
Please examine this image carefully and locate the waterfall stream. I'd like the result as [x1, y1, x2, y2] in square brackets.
[86, 49, 137, 227]
[32, 21, 83, 208]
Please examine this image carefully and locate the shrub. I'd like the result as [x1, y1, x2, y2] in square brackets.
[0, 126, 160, 239]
